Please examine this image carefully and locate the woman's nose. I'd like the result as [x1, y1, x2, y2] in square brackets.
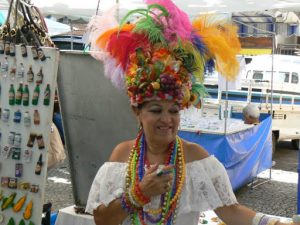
[160, 112, 172, 122]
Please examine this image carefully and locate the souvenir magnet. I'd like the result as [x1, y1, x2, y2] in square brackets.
[12, 148, 21, 160]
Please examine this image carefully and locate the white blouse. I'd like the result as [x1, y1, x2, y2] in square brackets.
[86, 155, 238, 225]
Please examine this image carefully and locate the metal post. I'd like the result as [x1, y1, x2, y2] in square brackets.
[297, 138, 300, 213]
[271, 35, 274, 114]
[224, 80, 228, 134]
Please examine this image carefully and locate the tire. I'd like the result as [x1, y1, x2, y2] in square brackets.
[292, 139, 300, 150]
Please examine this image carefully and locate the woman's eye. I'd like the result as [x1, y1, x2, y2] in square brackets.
[149, 109, 162, 114]
[170, 109, 179, 114]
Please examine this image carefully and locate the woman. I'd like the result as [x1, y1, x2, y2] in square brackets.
[85, 0, 299, 224]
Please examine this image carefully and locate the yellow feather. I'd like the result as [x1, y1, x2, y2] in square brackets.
[192, 15, 241, 81]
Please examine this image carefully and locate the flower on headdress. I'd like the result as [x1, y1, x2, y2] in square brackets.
[86, 0, 241, 109]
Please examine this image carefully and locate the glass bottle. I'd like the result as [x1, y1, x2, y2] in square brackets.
[33, 109, 40, 125]
[27, 65, 34, 83]
[24, 111, 31, 127]
[9, 84, 15, 105]
[35, 153, 43, 175]
[31, 46, 38, 60]
[15, 83, 23, 105]
[43, 84, 50, 106]
[17, 63, 25, 80]
[32, 84, 40, 105]
[23, 84, 29, 106]
[0, 35, 4, 54]
[9, 59, 16, 81]
[4, 35, 10, 55]
[36, 67, 43, 84]
[9, 30, 16, 57]
[21, 43, 27, 57]
[1, 57, 9, 78]
[37, 48, 46, 61]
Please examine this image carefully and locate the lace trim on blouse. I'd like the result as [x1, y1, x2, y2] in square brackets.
[85, 155, 237, 214]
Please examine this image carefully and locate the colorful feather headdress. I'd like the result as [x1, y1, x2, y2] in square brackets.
[85, 0, 241, 109]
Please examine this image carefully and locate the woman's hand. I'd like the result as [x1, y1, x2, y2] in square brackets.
[138, 164, 174, 198]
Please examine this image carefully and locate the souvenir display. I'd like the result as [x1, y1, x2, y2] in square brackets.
[0, 0, 59, 224]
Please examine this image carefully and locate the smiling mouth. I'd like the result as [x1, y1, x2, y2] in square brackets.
[157, 126, 172, 130]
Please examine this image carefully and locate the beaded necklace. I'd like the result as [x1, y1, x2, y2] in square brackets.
[125, 130, 186, 225]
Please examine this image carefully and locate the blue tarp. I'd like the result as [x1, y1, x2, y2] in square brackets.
[179, 116, 272, 190]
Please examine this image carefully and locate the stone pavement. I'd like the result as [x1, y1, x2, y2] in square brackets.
[44, 141, 299, 218]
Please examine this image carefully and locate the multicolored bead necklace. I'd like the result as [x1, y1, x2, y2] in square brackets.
[125, 130, 186, 225]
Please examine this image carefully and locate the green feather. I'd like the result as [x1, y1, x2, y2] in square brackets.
[191, 83, 209, 98]
[118, 4, 170, 38]
[134, 18, 166, 45]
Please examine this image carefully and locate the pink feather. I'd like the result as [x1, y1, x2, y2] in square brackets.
[104, 57, 125, 89]
[84, 6, 119, 60]
[145, 0, 192, 41]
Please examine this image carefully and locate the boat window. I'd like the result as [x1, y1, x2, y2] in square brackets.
[252, 71, 263, 80]
[278, 71, 290, 83]
[292, 72, 299, 84]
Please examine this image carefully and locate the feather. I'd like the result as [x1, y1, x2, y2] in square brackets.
[103, 57, 126, 89]
[96, 24, 135, 49]
[106, 31, 150, 70]
[172, 41, 205, 82]
[191, 33, 207, 57]
[133, 17, 166, 45]
[191, 83, 208, 108]
[192, 15, 241, 80]
[145, 0, 192, 41]
[84, 6, 119, 60]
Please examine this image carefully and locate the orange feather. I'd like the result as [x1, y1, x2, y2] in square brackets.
[96, 24, 135, 49]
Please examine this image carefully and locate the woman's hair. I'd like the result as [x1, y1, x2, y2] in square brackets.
[243, 104, 260, 119]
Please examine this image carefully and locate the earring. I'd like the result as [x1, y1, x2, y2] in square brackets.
[138, 122, 143, 131]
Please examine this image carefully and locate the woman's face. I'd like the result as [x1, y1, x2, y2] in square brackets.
[135, 100, 180, 145]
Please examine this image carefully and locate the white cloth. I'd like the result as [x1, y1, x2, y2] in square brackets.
[86, 155, 238, 225]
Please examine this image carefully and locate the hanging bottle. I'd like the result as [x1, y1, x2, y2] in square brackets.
[4, 34, 10, 55]
[35, 153, 43, 175]
[15, 83, 23, 105]
[32, 84, 40, 105]
[24, 111, 31, 127]
[9, 59, 17, 81]
[17, 62, 25, 80]
[0, 34, 4, 54]
[36, 67, 43, 84]
[1, 57, 9, 78]
[23, 84, 29, 106]
[31, 46, 38, 60]
[20, 43, 27, 57]
[33, 109, 40, 125]
[43, 84, 50, 106]
[37, 47, 46, 61]
[27, 65, 34, 83]
[9, 84, 15, 105]
[9, 29, 16, 57]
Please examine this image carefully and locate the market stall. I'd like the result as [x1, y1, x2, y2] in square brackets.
[0, 1, 59, 225]
[179, 109, 273, 190]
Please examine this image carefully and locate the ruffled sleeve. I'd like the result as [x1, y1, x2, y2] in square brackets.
[178, 156, 238, 215]
[85, 162, 127, 214]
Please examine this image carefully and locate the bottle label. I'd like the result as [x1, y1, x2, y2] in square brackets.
[44, 90, 50, 99]
[27, 73, 34, 82]
[17, 69, 24, 78]
[33, 92, 39, 98]
[16, 91, 22, 99]
[9, 92, 14, 99]
[23, 93, 29, 100]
